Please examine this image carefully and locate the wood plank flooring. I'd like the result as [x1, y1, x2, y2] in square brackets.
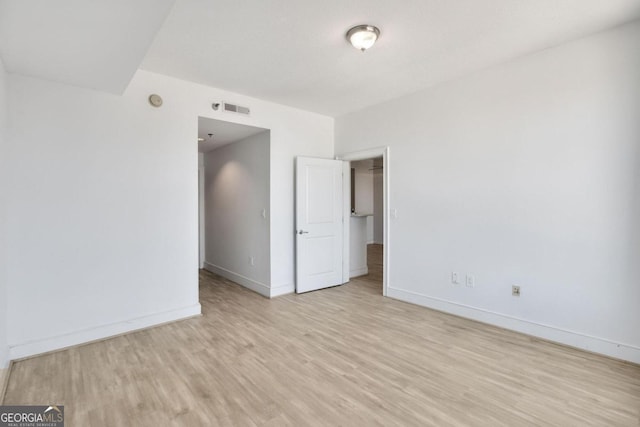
[4, 244, 640, 426]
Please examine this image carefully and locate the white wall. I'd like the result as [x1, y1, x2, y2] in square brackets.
[198, 153, 205, 269]
[373, 171, 384, 244]
[351, 160, 384, 244]
[352, 162, 374, 214]
[268, 109, 334, 297]
[204, 131, 271, 296]
[335, 21, 640, 363]
[351, 160, 374, 242]
[0, 56, 9, 368]
[5, 69, 333, 360]
[349, 217, 368, 277]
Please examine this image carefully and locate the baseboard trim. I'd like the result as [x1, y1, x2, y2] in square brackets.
[387, 287, 640, 364]
[204, 262, 270, 298]
[8, 304, 202, 362]
[350, 267, 368, 278]
[270, 283, 294, 298]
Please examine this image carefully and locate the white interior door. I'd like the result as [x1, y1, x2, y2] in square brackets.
[296, 157, 345, 293]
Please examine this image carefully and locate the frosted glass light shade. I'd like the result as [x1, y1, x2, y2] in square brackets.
[346, 25, 380, 51]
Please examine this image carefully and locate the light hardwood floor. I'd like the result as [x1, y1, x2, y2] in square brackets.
[4, 244, 640, 426]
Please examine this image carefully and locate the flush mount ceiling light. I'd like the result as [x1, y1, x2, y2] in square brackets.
[346, 25, 380, 51]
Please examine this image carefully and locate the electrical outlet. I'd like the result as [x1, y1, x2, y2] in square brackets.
[512, 285, 521, 297]
[249, 256, 255, 266]
[466, 274, 475, 288]
[451, 272, 459, 285]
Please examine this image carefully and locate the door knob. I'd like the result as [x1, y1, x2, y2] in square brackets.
[298, 230, 309, 235]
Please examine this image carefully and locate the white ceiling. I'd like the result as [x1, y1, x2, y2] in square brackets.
[0, 0, 175, 94]
[352, 157, 383, 172]
[142, 0, 640, 116]
[198, 117, 268, 152]
[1, 1, 639, 115]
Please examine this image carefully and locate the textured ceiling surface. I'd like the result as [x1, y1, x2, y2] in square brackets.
[142, 0, 640, 116]
[198, 117, 268, 152]
[2, 1, 639, 115]
[0, 0, 175, 94]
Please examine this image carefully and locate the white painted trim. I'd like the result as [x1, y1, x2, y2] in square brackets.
[350, 267, 369, 278]
[204, 262, 270, 297]
[270, 283, 294, 298]
[339, 146, 388, 161]
[388, 286, 640, 364]
[337, 146, 390, 297]
[342, 161, 351, 284]
[8, 304, 202, 362]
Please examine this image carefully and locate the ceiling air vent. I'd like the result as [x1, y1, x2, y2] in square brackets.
[223, 102, 250, 115]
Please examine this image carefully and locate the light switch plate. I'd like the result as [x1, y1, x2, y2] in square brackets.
[466, 274, 475, 288]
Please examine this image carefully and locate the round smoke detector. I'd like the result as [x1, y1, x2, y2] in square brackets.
[148, 94, 163, 108]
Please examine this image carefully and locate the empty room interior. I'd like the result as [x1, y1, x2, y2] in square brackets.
[0, 1, 639, 425]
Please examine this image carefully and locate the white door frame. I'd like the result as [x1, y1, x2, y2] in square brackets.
[336, 147, 390, 297]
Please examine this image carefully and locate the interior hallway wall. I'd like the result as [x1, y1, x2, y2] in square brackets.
[352, 160, 374, 242]
[198, 153, 205, 269]
[203, 131, 271, 295]
[373, 170, 384, 244]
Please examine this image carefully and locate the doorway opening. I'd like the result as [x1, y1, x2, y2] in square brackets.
[338, 147, 389, 296]
[349, 157, 383, 293]
[197, 117, 272, 297]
